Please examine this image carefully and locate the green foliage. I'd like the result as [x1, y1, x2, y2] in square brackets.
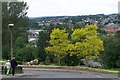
[45, 25, 104, 65]
[97, 29, 107, 35]
[0, 60, 7, 65]
[37, 31, 50, 61]
[15, 44, 37, 62]
[2, 1, 29, 60]
[98, 24, 104, 28]
[14, 36, 27, 48]
[71, 25, 104, 59]
[28, 19, 40, 29]
[45, 28, 70, 57]
[45, 28, 70, 65]
[13, 36, 38, 62]
[100, 31, 120, 68]
[2, 45, 10, 60]
[44, 56, 51, 65]
[62, 54, 81, 66]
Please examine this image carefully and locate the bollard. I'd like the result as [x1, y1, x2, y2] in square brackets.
[118, 70, 120, 78]
[16, 66, 23, 73]
[1, 66, 6, 75]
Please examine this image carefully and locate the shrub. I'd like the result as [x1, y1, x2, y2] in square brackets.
[44, 56, 51, 65]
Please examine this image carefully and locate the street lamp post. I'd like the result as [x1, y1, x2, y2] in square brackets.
[8, 24, 14, 60]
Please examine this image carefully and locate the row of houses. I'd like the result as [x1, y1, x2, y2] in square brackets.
[28, 30, 43, 43]
[38, 18, 66, 26]
[28, 23, 120, 43]
[103, 23, 120, 33]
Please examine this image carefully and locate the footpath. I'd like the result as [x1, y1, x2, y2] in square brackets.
[1, 74, 26, 78]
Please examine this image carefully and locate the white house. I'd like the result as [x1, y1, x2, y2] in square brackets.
[28, 30, 43, 43]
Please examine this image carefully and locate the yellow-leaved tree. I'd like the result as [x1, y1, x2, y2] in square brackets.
[71, 25, 104, 61]
[45, 28, 70, 64]
[45, 25, 104, 65]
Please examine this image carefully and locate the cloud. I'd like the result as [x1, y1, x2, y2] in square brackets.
[23, 0, 120, 17]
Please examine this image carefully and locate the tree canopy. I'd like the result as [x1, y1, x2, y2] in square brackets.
[2, 1, 29, 60]
[45, 25, 104, 64]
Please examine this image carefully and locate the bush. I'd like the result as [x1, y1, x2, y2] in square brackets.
[17, 61, 22, 65]
[100, 35, 120, 68]
[117, 59, 120, 67]
[0, 60, 6, 65]
[44, 56, 51, 65]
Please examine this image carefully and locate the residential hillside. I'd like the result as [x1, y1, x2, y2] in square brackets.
[29, 14, 119, 31]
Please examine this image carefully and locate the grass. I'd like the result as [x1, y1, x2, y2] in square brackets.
[97, 67, 120, 71]
[0, 60, 6, 65]
[88, 67, 119, 74]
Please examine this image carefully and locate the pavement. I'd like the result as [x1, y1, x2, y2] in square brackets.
[1, 73, 26, 78]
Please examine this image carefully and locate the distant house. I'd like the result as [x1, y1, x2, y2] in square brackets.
[104, 23, 119, 33]
[28, 30, 43, 43]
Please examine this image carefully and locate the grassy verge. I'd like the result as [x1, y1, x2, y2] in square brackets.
[21, 65, 120, 74]
[0, 60, 6, 65]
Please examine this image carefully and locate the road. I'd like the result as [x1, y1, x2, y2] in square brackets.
[1, 68, 119, 80]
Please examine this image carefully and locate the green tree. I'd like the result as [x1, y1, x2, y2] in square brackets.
[2, 1, 29, 60]
[100, 31, 120, 68]
[15, 43, 38, 62]
[37, 31, 50, 61]
[15, 46, 34, 62]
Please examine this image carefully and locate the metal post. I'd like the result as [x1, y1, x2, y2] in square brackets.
[10, 30, 13, 60]
[8, 23, 14, 60]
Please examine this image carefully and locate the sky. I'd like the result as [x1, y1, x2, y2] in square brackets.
[23, 0, 120, 17]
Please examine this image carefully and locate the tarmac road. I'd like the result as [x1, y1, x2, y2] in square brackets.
[1, 68, 119, 80]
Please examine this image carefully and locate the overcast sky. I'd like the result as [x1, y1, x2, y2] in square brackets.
[23, 0, 120, 17]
